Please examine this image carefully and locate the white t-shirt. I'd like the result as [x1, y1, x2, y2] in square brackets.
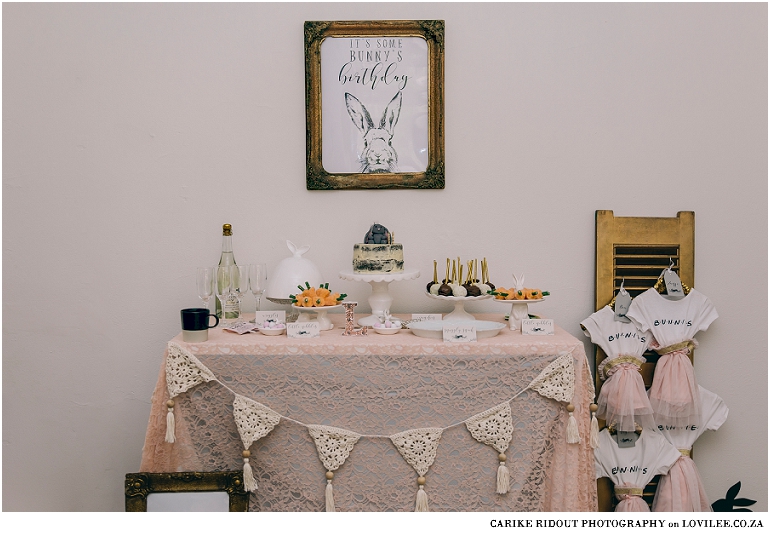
[582, 306, 652, 361]
[654, 386, 728, 449]
[595, 428, 681, 488]
[626, 288, 718, 347]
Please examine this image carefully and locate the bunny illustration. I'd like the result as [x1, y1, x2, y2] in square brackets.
[344, 91, 403, 173]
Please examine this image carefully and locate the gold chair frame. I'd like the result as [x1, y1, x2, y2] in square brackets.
[125, 471, 249, 512]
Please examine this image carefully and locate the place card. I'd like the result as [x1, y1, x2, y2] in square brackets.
[255, 310, 286, 326]
[442, 324, 477, 343]
[521, 319, 554, 335]
[287, 322, 320, 339]
[412, 313, 442, 322]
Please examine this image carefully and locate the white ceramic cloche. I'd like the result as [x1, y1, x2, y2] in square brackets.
[265, 240, 324, 303]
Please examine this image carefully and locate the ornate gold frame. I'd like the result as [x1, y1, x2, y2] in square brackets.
[304, 20, 445, 190]
[125, 471, 249, 512]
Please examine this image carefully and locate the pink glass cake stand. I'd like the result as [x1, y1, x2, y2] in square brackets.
[339, 268, 420, 327]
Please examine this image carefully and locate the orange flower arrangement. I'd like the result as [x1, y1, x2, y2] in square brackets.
[290, 282, 347, 307]
[491, 287, 550, 301]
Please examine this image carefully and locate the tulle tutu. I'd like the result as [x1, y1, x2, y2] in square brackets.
[597, 362, 655, 432]
[615, 493, 650, 512]
[648, 350, 701, 427]
[653, 455, 711, 512]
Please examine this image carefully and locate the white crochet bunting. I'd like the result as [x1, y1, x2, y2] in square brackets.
[166, 341, 216, 398]
[465, 402, 513, 454]
[308, 425, 361, 472]
[232, 394, 281, 450]
[390, 427, 443, 477]
[526, 352, 575, 403]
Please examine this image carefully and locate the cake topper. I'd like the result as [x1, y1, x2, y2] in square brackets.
[364, 223, 392, 244]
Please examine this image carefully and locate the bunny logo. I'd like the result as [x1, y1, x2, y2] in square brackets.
[344, 91, 402, 173]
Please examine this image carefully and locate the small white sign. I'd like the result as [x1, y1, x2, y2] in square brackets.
[255, 310, 286, 326]
[412, 313, 442, 322]
[287, 322, 320, 338]
[442, 324, 477, 342]
[521, 319, 554, 335]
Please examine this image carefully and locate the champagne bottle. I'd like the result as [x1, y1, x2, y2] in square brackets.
[216, 223, 240, 319]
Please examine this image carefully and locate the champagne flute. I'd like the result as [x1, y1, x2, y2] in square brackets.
[215, 265, 232, 325]
[232, 264, 250, 322]
[196, 267, 215, 312]
[249, 263, 267, 314]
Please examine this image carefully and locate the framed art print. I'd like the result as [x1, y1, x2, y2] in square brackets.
[305, 20, 445, 190]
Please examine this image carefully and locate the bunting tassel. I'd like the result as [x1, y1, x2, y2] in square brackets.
[589, 403, 600, 449]
[415, 477, 429, 512]
[165, 399, 176, 443]
[325, 472, 335, 512]
[242, 450, 258, 492]
[566, 403, 581, 444]
[496, 453, 510, 494]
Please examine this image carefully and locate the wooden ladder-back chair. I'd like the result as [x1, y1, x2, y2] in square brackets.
[594, 210, 695, 511]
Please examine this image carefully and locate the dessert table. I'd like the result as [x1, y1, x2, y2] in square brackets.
[140, 314, 598, 512]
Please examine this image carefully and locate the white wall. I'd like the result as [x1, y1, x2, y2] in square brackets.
[3, 2, 766, 511]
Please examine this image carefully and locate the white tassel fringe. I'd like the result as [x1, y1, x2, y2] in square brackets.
[566, 412, 581, 444]
[325, 480, 335, 512]
[165, 407, 175, 443]
[496, 463, 510, 494]
[243, 458, 258, 492]
[415, 485, 429, 512]
[590, 413, 600, 449]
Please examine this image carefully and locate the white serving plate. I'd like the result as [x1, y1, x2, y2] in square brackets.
[407, 320, 506, 340]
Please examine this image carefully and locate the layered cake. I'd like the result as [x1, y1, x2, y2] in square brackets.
[353, 224, 404, 273]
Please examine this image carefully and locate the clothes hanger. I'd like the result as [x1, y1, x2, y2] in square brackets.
[606, 421, 643, 435]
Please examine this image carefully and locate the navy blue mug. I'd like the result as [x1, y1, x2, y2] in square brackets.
[181, 308, 219, 342]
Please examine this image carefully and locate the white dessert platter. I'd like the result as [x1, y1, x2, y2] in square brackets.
[424, 292, 492, 322]
[491, 297, 546, 330]
[339, 268, 420, 327]
[291, 304, 343, 331]
[408, 319, 506, 340]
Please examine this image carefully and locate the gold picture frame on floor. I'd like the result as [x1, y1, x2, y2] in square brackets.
[125, 471, 249, 512]
[305, 20, 445, 190]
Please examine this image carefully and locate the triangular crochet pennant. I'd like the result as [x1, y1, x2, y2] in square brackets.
[232, 394, 282, 494]
[465, 402, 513, 454]
[165, 341, 217, 398]
[308, 425, 361, 472]
[308, 425, 362, 512]
[232, 394, 281, 450]
[164, 342, 217, 443]
[465, 402, 514, 494]
[390, 427, 443, 512]
[526, 352, 575, 403]
[390, 427, 443, 476]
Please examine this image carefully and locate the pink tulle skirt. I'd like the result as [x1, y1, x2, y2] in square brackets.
[652, 456, 711, 512]
[648, 350, 701, 427]
[615, 494, 650, 512]
[597, 362, 655, 432]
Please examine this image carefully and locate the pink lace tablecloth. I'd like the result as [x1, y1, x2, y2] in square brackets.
[140, 314, 598, 512]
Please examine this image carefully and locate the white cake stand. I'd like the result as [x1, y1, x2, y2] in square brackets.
[492, 297, 545, 330]
[339, 268, 420, 327]
[292, 304, 342, 331]
[425, 292, 492, 322]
